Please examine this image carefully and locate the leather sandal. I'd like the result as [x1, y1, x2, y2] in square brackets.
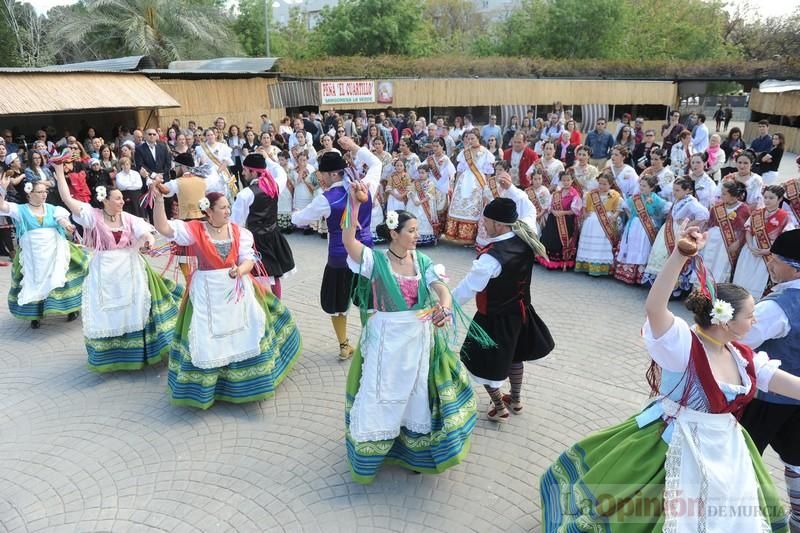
[501, 394, 523, 414]
[338, 341, 353, 360]
[487, 405, 510, 422]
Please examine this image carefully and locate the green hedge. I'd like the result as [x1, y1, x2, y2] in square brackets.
[278, 55, 799, 80]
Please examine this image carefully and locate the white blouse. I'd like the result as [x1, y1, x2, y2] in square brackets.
[167, 220, 256, 264]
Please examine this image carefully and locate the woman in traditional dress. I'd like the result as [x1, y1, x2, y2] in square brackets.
[732, 150, 764, 211]
[641, 148, 675, 202]
[444, 130, 496, 245]
[527, 141, 564, 188]
[342, 189, 479, 484]
[426, 137, 456, 227]
[291, 152, 317, 234]
[195, 128, 235, 200]
[570, 144, 599, 193]
[700, 180, 751, 284]
[537, 170, 582, 270]
[385, 158, 411, 213]
[614, 175, 669, 284]
[1, 177, 88, 329]
[406, 165, 439, 246]
[607, 144, 640, 199]
[733, 185, 794, 298]
[53, 164, 181, 372]
[540, 227, 800, 532]
[151, 189, 302, 409]
[641, 178, 709, 295]
[574, 172, 623, 276]
[687, 152, 717, 210]
[397, 137, 421, 178]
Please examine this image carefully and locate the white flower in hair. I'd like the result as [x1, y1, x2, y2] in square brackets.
[386, 210, 399, 230]
[23, 182, 33, 194]
[198, 197, 210, 211]
[710, 299, 734, 326]
[95, 186, 107, 202]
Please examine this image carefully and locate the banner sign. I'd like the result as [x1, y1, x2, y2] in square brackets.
[320, 81, 375, 105]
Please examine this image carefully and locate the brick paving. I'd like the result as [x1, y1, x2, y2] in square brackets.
[0, 227, 790, 532]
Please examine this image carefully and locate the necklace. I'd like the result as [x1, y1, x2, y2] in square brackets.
[102, 209, 117, 222]
[388, 248, 408, 260]
[207, 221, 226, 234]
[695, 327, 725, 347]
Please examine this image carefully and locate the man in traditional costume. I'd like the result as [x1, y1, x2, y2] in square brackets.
[291, 137, 382, 359]
[741, 229, 800, 533]
[154, 152, 207, 280]
[453, 198, 554, 421]
[231, 153, 295, 299]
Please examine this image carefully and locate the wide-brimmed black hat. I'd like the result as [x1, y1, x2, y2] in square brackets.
[318, 151, 347, 172]
[174, 152, 194, 168]
[483, 197, 518, 224]
[243, 152, 267, 170]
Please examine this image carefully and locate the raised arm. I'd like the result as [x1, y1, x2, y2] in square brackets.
[645, 226, 706, 337]
[342, 181, 368, 263]
[150, 183, 175, 239]
[52, 163, 86, 217]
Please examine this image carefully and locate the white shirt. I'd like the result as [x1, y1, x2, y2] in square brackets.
[166, 219, 256, 263]
[288, 131, 313, 150]
[147, 142, 157, 160]
[610, 164, 640, 198]
[501, 183, 537, 229]
[291, 147, 381, 227]
[115, 169, 145, 191]
[741, 278, 800, 349]
[452, 232, 513, 305]
[692, 123, 709, 153]
[230, 158, 289, 226]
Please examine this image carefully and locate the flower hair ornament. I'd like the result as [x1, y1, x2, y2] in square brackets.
[385, 210, 399, 230]
[710, 299, 734, 326]
[95, 186, 107, 203]
[198, 197, 210, 211]
[23, 182, 33, 194]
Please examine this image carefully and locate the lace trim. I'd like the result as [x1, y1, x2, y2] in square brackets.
[663, 421, 684, 533]
[187, 346, 262, 370]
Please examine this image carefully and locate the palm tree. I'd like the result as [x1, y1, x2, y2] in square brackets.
[51, 0, 240, 65]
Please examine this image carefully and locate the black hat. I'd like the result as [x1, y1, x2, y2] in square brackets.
[771, 229, 800, 262]
[243, 152, 267, 170]
[174, 152, 194, 168]
[483, 197, 518, 224]
[318, 151, 347, 172]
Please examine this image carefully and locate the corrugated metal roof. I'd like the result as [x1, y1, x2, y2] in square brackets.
[167, 57, 279, 72]
[41, 55, 157, 71]
[759, 79, 800, 94]
[0, 73, 180, 115]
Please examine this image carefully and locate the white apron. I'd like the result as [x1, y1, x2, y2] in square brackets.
[349, 310, 432, 443]
[188, 268, 266, 369]
[662, 400, 771, 532]
[17, 228, 70, 305]
[82, 248, 150, 339]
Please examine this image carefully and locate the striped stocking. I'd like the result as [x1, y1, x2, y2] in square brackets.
[509, 363, 524, 403]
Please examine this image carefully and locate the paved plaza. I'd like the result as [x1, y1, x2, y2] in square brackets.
[0, 229, 789, 533]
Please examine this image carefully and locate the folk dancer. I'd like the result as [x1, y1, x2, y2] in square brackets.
[454, 198, 554, 421]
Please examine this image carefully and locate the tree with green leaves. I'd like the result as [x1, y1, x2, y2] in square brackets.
[50, 0, 240, 66]
[1, 0, 51, 66]
[422, 0, 484, 54]
[314, 0, 433, 57]
[235, 1, 319, 59]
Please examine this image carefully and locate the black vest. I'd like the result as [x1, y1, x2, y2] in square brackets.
[246, 183, 278, 235]
[476, 235, 533, 315]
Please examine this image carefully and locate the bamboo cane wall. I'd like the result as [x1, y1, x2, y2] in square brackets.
[749, 89, 800, 117]
[150, 78, 285, 130]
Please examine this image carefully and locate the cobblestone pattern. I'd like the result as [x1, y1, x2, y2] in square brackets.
[0, 233, 788, 532]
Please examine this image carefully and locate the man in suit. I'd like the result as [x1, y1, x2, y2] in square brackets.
[503, 133, 539, 188]
[135, 127, 173, 219]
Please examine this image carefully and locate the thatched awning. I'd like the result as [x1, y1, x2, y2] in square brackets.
[0, 72, 180, 116]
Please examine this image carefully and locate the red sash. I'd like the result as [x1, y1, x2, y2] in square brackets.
[590, 190, 619, 248]
[185, 220, 241, 269]
[390, 172, 407, 195]
[552, 189, 574, 264]
[785, 179, 800, 221]
[525, 186, 543, 213]
[632, 194, 658, 244]
[427, 156, 442, 181]
[689, 333, 756, 419]
[712, 203, 740, 268]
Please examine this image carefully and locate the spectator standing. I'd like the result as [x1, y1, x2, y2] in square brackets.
[481, 115, 502, 145]
[691, 114, 709, 153]
[585, 118, 615, 169]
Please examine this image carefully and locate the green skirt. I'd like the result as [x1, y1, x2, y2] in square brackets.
[8, 241, 89, 321]
[345, 331, 477, 484]
[539, 416, 788, 532]
[86, 262, 183, 373]
[167, 287, 302, 409]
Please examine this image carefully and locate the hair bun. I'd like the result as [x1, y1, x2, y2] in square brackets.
[685, 289, 712, 316]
